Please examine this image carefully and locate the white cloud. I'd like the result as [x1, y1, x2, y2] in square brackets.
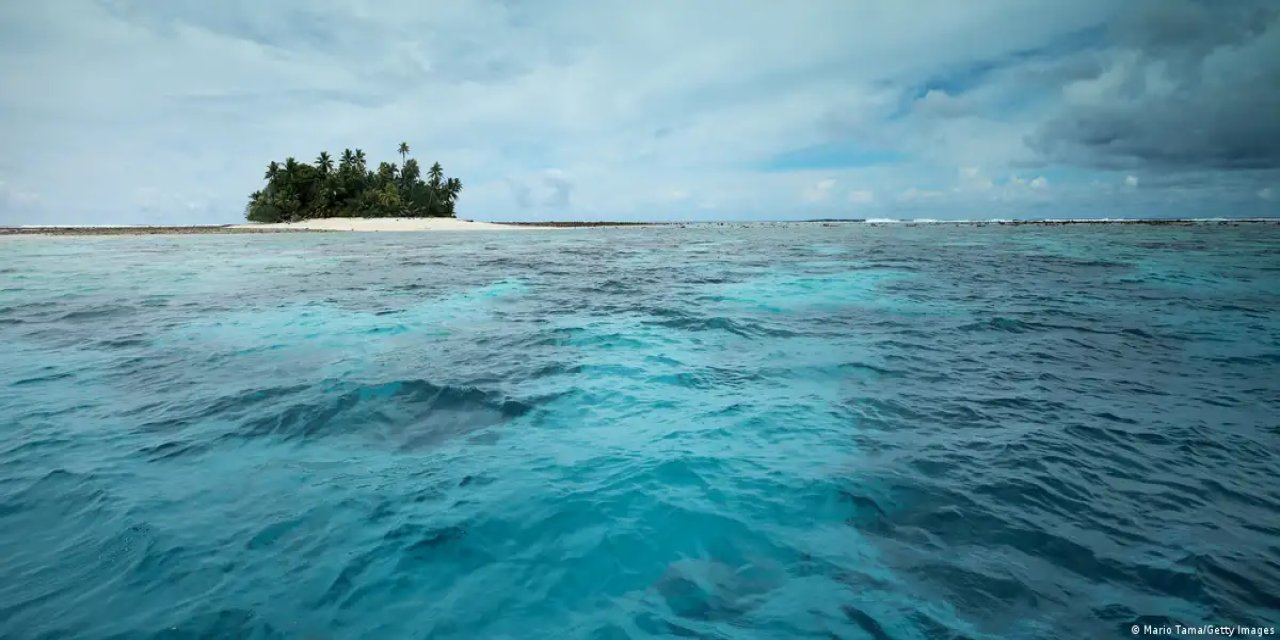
[802, 178, 838, 203]
[847, 189, 875, 204]
[995, 173, 1051, 203]
[898, 187, 946, 202]
[0, 181, 40, 206]
[957, 166, 994, 192]
[0, 180, 43, 223]
[1260, 187, 1274, 200]
[1125, 175, 1140, 188]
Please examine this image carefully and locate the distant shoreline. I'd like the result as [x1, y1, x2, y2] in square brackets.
[3, 217, 1277, 236]
[0, 225, 323, 236]
[226, 217, 548, 232]
[1, 218, 550, 236]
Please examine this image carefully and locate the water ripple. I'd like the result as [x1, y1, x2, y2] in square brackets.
[1, 224, 1278, 638]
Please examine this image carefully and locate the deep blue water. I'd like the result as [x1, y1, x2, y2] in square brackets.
[1, 223, 1278, 639]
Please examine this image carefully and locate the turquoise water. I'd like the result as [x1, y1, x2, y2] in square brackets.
[1, 223, 1278, 638]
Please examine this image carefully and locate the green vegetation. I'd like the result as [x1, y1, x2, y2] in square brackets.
[245, 143, 462, 222]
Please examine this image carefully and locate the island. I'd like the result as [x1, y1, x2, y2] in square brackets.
[244, 143, 462, 222]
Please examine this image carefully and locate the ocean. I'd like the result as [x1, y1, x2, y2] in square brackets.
[1, 223, 1278, 638]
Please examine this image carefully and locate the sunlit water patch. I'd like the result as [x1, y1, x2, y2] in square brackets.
[1, 224, 1278, 638]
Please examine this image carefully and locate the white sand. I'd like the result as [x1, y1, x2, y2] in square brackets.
[230, 217, 542, 232]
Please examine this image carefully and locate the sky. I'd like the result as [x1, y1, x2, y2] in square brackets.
[1, 0, 1278, 224]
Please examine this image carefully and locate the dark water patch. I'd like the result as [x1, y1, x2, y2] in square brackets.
[0, 469, 113, 524]
[137, 439, 210, 462]
[971, 396, 1071, 412]
[234, 379, 531, 449]
[1092, 411, 1139, 424]
[391, 282, 430, 291]
[645, 312, 798, 338]
[458, 474, 495, 487]
[907, 562, 1039, 620]
[135, 384, 312, 432]
[1035, 255, 1132, 269]
[839, 604, 894, 640]
[1188, 553, 1280, 613]
[10, 371, 75, 386]
[956, 316, 1038, 333]
[1208, 353, 1280, 366]
[649, 367, 766, 390]
[95, 335, 150, 349]
[125, 608, 283, 639]
[402, 524, 467, 555]
[956, 316, 1123, 336]
[55, 305, 138, 322]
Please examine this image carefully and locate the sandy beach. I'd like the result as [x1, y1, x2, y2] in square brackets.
[231, 217, 544, 232]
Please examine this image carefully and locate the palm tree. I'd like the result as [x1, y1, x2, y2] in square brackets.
[340, 149, 355, 172]
[265, 161, 280, 181]
[354, 149, 367, 173]
[443, 177, 462, 217]
[428, 162, 444, 188]
[398, 142, 410, 166]
[401, 158, 420, 183]
[377, 162, 397, 184]
[316, 151, 333, 176]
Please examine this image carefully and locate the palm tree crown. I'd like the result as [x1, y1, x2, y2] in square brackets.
[316, 151, 333, 175]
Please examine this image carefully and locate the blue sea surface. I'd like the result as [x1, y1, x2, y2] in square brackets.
[1, 223, 1278, 638]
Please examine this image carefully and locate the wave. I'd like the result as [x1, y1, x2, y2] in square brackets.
[225, 379, 531, 449]
[644, 312, 799, 338]
[2, 224, 1278, 638]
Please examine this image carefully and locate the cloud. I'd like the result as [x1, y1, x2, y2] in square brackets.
[0, 0, 1276, 223]
[957, 166, 994, 192]
[898, 187, 946, 203]
[802, 178, 838, 203]
[0, 181, 39, 206]
[1125, 175, 1140, 188]
[1028, 2, 1280, 171]
[847, 189, 875, 204]
[913, 89, 977, 118]
[541, 169, 573, 208]
[0, 180, 42, 224]
[506, 179, 534, 208]
[1260, 187, 1274, 200]
[505, 170, 573, 210]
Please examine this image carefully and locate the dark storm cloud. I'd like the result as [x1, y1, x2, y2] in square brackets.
[1029, 1, 1280, 170]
